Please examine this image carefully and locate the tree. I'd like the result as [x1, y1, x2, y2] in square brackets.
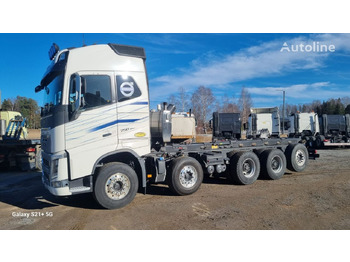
[191, 86, 215, 133]
[284, 103, 298, 115]
[310, 100, 322, 115]
[345, 104, 350, 114]
[1, 96, 40, 128]
[341, 96, 350, 108]
[177, 86, 189, 112]
[167, 87, 190, 112]
[1, 98, 16, 111]
[238, 87, 253, 125]
[218, 94, 239, 113]
[167, 94, 178, 107]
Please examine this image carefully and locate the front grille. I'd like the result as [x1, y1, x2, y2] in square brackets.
[43, 158, 50, 169]
[42, 155, 51, 183]
[43, 169, 50, 181]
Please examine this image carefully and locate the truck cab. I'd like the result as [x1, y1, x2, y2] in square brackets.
[36, 43, 151, 198]
[0, 111, 28, 139]
[247, 107, 281, 138]
[288, 112, 320, 137]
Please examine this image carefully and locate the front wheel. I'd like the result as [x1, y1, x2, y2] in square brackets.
[167, 157, 203, 196]
[93, 162, 139, 209]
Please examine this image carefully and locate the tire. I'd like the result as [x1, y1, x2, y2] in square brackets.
[260, 149, 286, 180]
[229, 151, 261, 185]
[285, 143, 308, 172]
[167, 157, 203, 196]
[93, 162, 139, 209]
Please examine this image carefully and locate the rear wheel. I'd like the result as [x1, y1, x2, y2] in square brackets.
[260, 149, 286, 180]
[167, 157, 203, 195]
[94, 162, 139, 209]
[229, 151, 260, 185]
[285, 143, 308, 172]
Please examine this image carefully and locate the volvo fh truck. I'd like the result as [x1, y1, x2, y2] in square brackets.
[35, 43, 318, 209]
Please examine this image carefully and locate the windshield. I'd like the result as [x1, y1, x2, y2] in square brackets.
[42, 73, 64, 114]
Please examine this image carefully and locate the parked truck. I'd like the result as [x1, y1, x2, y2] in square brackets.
[247, 107, 283, 138]
[35, 43, 318, 209]
[0, 109, 41, 171]
[247, 106, 350, 148]
[289, 112, 350, 148]
[212, 112, 241, 140]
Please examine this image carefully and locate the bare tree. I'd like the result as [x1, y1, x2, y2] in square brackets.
[238, 87, 253, 125]
[221, 94, 239, 113]
[283, 103, 298, 116]
[310, 100, 322, 114]
[167, 94, 178, 106]
[167, 87, 190, 112]
[191, 86, 215, 133]
[177, 86, 189, 112]
[341, 96, 350, 108]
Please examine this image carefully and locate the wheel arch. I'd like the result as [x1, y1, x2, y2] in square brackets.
[92, 149, 146, 188]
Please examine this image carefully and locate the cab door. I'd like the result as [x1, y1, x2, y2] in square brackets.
[114, 72, 150, 156]
[65, 71, 118, 180]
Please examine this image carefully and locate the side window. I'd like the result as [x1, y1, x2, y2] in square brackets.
[81, 75, 112, 109]
[116, 75, 142, 102]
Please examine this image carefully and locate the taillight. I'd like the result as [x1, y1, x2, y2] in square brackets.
[26, 147, 36, 152]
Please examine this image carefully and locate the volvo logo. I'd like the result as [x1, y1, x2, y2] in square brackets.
[120, 82, 135, 97]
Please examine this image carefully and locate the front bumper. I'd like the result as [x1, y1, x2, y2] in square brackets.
[41, 150, 72, 196]
[41, 150, 93, 196]
[42, 174, 72, 196]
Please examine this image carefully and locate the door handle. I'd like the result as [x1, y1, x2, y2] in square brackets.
[102, 133, 112, 137]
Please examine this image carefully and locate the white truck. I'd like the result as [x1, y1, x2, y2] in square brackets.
[288, 112, 322, 147]
[247, 107, 282, 138]
[289, 112, 350, 148]
[288, 112, 320, 137]
[35, 43, 318, 209]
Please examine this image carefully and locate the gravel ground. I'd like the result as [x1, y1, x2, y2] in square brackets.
[0, 148, 349, 230]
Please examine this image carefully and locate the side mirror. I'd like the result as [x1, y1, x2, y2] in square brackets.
[35, 85, 44, 93]
[69, 74, 82, 120]
[243, 123, 248, 130]
[74, 74, 81, 112]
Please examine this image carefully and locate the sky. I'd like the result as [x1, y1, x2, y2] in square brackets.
[1, 33, 350, 110]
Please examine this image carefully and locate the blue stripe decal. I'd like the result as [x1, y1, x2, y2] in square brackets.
[89, 119, 139, 132]
[130, 101, 148, 105]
